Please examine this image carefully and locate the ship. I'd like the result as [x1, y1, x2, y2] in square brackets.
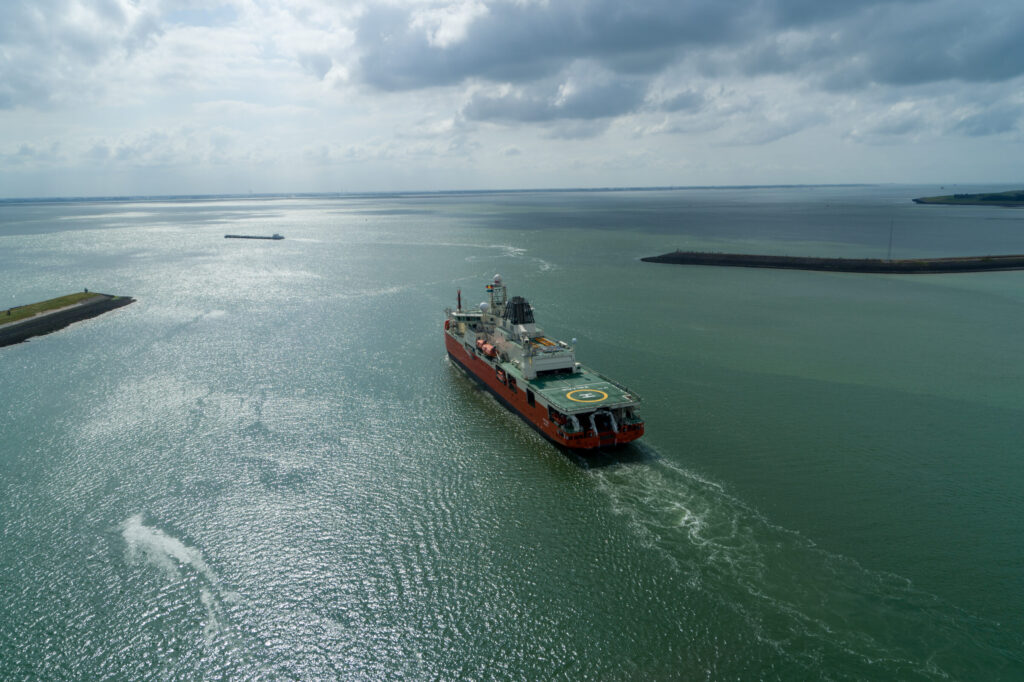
[224, 233, 284, 240]
[444, 275, 644, 450]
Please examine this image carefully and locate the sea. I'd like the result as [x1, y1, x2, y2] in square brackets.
[1, 185, 1023, 680]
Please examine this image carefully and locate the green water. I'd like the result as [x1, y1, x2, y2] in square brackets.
[2, 187, 1023, 679]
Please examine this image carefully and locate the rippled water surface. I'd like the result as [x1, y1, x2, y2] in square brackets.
[2, 186, 1024, 679]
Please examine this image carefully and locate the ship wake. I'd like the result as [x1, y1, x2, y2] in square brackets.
[587, 451, 1017, 678]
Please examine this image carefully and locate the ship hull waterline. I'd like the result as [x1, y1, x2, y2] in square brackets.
[445, 331, 643, 451]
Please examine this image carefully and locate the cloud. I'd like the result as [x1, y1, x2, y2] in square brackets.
[846, 103, 930, 144]
[729, 2, 1024, 91]
[2, 141, 65, 167]
[355, 0, 976, 94]
[542, 120, 613, 140]
[4, 125, 269, 171]
[658, 90, 705, 113]
[299, 52, 333, 80]
[3, 0, 1024, 196]
[0, 1, 360, 112]
[354, 0, 754, 91]
[463, 65, 648, 123]
[725, 111, 829, 145]
[410, 0, 489, 48]
[351, 0, 1024, 134]
[0, 0, 164, 109]
[951, 103, 1023, 137]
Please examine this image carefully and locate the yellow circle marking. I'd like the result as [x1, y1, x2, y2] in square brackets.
[566, 389, 608, 403]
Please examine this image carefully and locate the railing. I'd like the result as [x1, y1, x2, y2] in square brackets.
[584, 368, 642, 403]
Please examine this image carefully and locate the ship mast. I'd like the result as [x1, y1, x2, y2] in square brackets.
[487, 274, 507, 312]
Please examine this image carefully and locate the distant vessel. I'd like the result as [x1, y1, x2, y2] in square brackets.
[445, 275, 644, 450]
[225, 233, 284, 240]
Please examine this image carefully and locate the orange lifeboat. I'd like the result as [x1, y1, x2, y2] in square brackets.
[475, 339, 498, 357]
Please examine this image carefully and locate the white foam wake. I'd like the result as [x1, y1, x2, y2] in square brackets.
[122, 514, 211, 579]
[121, 514, 239, 646]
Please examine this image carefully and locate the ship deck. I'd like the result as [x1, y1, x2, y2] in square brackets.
[502, 362, 639, 413]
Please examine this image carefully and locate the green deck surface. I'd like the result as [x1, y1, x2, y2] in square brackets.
[502, 362, 639, 413]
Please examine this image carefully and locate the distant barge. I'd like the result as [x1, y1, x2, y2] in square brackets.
[642, 251, 1024, 274]
[1, 292, 135, 347]
[225, 233, 284, 240]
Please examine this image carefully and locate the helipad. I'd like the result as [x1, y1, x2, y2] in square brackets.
[566, 389, 608, 403]
[501, 363, 638, 414]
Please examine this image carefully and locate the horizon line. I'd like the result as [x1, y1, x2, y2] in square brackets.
[0, 182, 929, 204]
[2, 181, 1019, 205]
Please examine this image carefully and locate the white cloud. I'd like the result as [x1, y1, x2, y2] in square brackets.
[410, 1, 489, 48]
[0, 0, 164, 109]
[2, 0, 1024, 196]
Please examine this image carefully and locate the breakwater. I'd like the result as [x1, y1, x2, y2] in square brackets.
[642, 251, 1024, 273]
[0, 294, 135, 347]
[913, 189, 1024, 206]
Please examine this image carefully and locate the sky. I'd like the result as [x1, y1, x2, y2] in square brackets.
[1, 0, 1023, 197]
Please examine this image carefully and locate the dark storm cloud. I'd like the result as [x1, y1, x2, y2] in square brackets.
[355, 0, 920, 90]
[354, 0, 1024, 129]
[355, 0, 759, 91]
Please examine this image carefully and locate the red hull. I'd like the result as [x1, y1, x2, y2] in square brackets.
[445, 331, 643, 450]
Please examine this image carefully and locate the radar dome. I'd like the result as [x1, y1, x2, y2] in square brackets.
[493, 274, 502, 284]
[479, 302, 489, 313]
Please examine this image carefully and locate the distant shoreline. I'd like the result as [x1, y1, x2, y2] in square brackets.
[913, 189, 1024, 206]
[642, 251, 1024, 274]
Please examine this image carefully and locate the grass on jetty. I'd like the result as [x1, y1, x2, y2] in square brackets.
[2, 292, 98, 325]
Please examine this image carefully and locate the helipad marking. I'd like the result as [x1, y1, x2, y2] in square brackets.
[566, 389, 608, 403]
